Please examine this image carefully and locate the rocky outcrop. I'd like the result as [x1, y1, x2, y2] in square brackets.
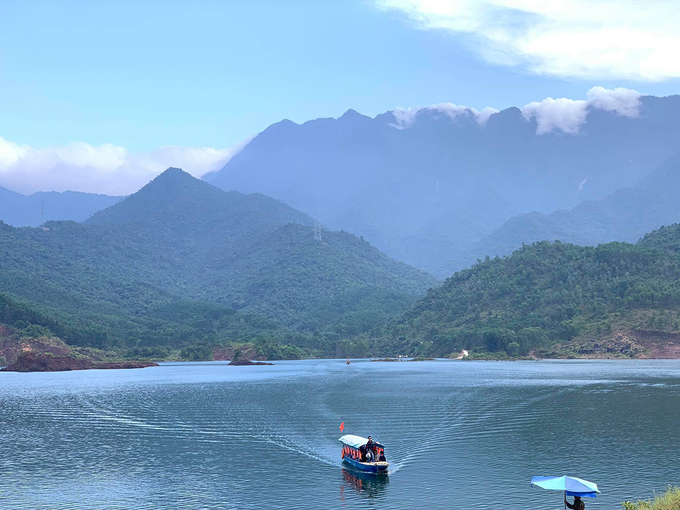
[542, 332, 648, 358]
[1, 352, 158, 372]
[0, 333, 73, 365]
[212, 346, 260, 361]
[228, 358, 273, 366]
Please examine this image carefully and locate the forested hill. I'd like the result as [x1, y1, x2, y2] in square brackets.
[0, 289, 309, 362]
[0, 168, 437, 357]
[86, 167, 315, 232]
[378, 224, 680, 358]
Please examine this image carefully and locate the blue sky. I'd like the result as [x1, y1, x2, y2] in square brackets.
[1, 0, 679, 193]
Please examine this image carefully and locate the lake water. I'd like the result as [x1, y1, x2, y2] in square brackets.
[1, 359, 679, 509]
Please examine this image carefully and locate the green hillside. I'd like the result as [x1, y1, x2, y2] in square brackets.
[378, 224, 680, 358]
[0, 168, 437, 357]
[0, 288, 313, 362]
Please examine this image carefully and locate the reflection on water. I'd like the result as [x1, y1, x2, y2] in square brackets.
[0, 359, 679, 509]
[341, 468, 389, 501]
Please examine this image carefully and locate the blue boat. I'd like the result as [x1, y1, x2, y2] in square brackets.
[339, 434, 389, 474]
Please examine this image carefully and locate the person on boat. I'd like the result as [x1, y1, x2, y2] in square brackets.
[360, 436, 376, 462]
[565, 496, 585, 510]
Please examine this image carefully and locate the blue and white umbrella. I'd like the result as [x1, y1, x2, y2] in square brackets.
[531, 475, 600, 508]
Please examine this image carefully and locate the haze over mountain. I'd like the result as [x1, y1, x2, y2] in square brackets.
[4, 91, 680, 281]
[463, 151, 680, 268]
[0, 168, 436, 357]
[209, 93, 680, 276]
[0, 185, 122, 227]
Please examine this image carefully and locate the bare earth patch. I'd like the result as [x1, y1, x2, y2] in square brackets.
[544, 330, 680, 359]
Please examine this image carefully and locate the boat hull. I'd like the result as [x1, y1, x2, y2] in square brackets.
[342, 457, 389, 474]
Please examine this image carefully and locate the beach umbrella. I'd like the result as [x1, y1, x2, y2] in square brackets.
[531, 475, 600, 508]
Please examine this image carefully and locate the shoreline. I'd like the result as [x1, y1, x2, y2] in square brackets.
[3, 354, 680, 373]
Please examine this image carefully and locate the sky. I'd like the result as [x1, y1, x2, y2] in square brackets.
[1, 0, 680, 195]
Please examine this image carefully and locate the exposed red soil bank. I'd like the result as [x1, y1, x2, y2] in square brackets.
[1, 352, 158, 372]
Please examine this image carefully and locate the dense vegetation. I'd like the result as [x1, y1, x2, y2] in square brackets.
[377, 224, 680, 357]
[0, 289, 313, 359]
[622, 487, 680, 510]
[6, 167, 680, 361]
[0, 168, 436, 359]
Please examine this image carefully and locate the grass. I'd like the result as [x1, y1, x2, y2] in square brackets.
[622, 487, 680, 509]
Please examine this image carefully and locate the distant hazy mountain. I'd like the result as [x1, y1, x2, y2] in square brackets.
[209, 96, 680, 276]
[464, 151, 680, 269]
[0, 169, 436, 353]
[0, 186, 121, 227]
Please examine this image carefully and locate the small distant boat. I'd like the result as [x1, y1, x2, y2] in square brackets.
[346, 359, 351, 365]
[339, 434, 389, 474]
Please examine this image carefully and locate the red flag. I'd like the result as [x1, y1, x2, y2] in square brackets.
[339, 422, 345, 432]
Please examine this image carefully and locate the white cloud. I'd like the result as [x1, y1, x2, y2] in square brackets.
[521, 97, 588, 135]
[431, 103, 499, 125]
[520, 86, 641, 134]
[389, 103, 499, 128]
[377, 0, 680, 80]
[0, 138, 251, 195]
[586, 86, 642, 117]
[476, 107, 499, 126]
[390, 107, 419, 129]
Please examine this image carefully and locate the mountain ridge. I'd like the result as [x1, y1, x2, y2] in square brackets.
[209, 94, 680, 276]
[0, 168, 437, 357]
[0, 185, 122, 227]
[462, 151, 680, 269]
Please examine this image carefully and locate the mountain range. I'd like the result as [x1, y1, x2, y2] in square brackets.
[3, 95, 680, 279]
[3, 167, 680, 360]
[208, 95, 680, 276]
[0, 168, 435, 358]
[3, 93, 680, 360]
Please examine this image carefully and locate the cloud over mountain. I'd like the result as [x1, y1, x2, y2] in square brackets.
[390, 103, 499, 129]
[1, 87, 648, 195]
[520, 87, 642, 135]
[377, 0, 680, 80]
[0, 137, 250, 195]
[389, 87, 641, 135]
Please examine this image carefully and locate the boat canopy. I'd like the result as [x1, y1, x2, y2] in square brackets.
[338, 435, 383, 449]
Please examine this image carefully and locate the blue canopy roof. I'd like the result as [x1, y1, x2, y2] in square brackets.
[531, 476, 600, 498]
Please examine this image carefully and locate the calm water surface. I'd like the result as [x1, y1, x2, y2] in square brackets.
[1, 359, 679, 509]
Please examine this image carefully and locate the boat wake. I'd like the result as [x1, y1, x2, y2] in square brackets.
[79, 398, 340, 468]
